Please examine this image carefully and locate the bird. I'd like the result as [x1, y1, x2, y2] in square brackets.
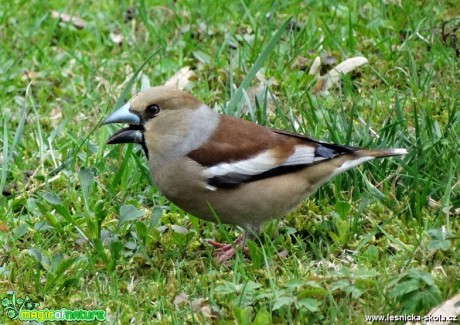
[102, 86, 407, 262]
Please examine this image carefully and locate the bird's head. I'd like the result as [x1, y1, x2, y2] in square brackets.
[102, 86, 217, 160]
[102, 86, 201, 144]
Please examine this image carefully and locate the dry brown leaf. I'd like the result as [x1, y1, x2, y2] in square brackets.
[384, 0, 402, 6]
[72, 112, 86, 123]
[50, 107, 62, 121]
[191, 298, 213, 319]
[0, 222, 8, 232]
[110, 32, 123, 45]
[173, 292, 189, 308]
[320, 52, 337, 66]
[308, 56, 322, 76]
[277, 250, 288, 259]
[21, 71, 39, 81]
[428, 196, 441, 209]
[291, 56, 309, 70]
[200, 305, 213, 319]
[94, 76, 110, 93]
[2, 183, 17, 196]
[441, 19, 460, 57]
[127, 277, 135, 294]
[50, 10, 86, 29]
[191, 298, 203, 312]
[164, 66, 196, 90]
[429, 195, 460, 216]
[312, 56, 368, 95]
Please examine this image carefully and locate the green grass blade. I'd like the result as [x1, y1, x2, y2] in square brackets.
[0, 118, 8, 195]
[1, 84, 29, 194]
[224, 17, 292, 115]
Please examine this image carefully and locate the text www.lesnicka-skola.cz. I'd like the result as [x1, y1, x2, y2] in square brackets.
[364, 314, 458, 322]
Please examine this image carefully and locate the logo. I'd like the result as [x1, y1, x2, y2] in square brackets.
[2, 292, 106, 322]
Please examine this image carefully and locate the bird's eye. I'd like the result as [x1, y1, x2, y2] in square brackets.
[146, 104, 160, 116]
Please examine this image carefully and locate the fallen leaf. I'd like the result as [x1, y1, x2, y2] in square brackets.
[312, 56, 368, 95]
[50, 106, 62, 121]
[164, 66, 196, 90]
[291, 56, 309, 71]
[319, 52, 337, 66]
[0, 222, 8, 232]
[308, 56, 322, 76]
[441, 18, 460, 57]
[197, 21, 208, 35]
[277, 250, 288, 259]
[191, 298, 213, 319]
[428, 196, 441, 209]
[50, 10, 86, 29]
[171, 225, 189, 235]
[200, 305, 213, 319]
[127, 276, 135, 294]
[384, 0, 402, 6]
[191, 298, 204, 312]
[94, 76, 110, 93]
[72, 112, 86, 123]
[21, 71, 39, 81]
[173, 292, 189, 308]
[110, 32, 123, 45]
[2, 182, 17, 196]
[192, 51, 211, 65]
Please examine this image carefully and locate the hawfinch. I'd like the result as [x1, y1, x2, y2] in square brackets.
[102, 86, 406, 262]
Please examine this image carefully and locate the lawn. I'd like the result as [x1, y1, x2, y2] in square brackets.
[0, 0, 459, 323]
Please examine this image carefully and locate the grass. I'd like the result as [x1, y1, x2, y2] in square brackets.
[1, 0, 459, 323]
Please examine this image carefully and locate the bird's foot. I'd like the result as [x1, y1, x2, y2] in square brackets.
[207, 236, 248, 263]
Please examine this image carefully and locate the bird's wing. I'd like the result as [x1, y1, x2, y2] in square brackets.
[187, 115, 358, 188]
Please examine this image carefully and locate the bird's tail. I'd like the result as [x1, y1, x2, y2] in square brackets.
[326, 148, 407, 178]
[355, 148, 408, 158]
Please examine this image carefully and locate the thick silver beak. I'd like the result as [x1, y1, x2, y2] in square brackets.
[102, 102, 141, 125]
[102, 102, 144, 145]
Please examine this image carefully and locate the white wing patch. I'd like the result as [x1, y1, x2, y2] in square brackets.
[203, 145, 316, 179]
[282, 146, 315, 166]
[203, 150, 278, 178]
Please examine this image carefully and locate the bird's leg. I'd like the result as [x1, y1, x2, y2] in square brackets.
[206, 225, 259, 263]
[207, 235, 248, 263]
